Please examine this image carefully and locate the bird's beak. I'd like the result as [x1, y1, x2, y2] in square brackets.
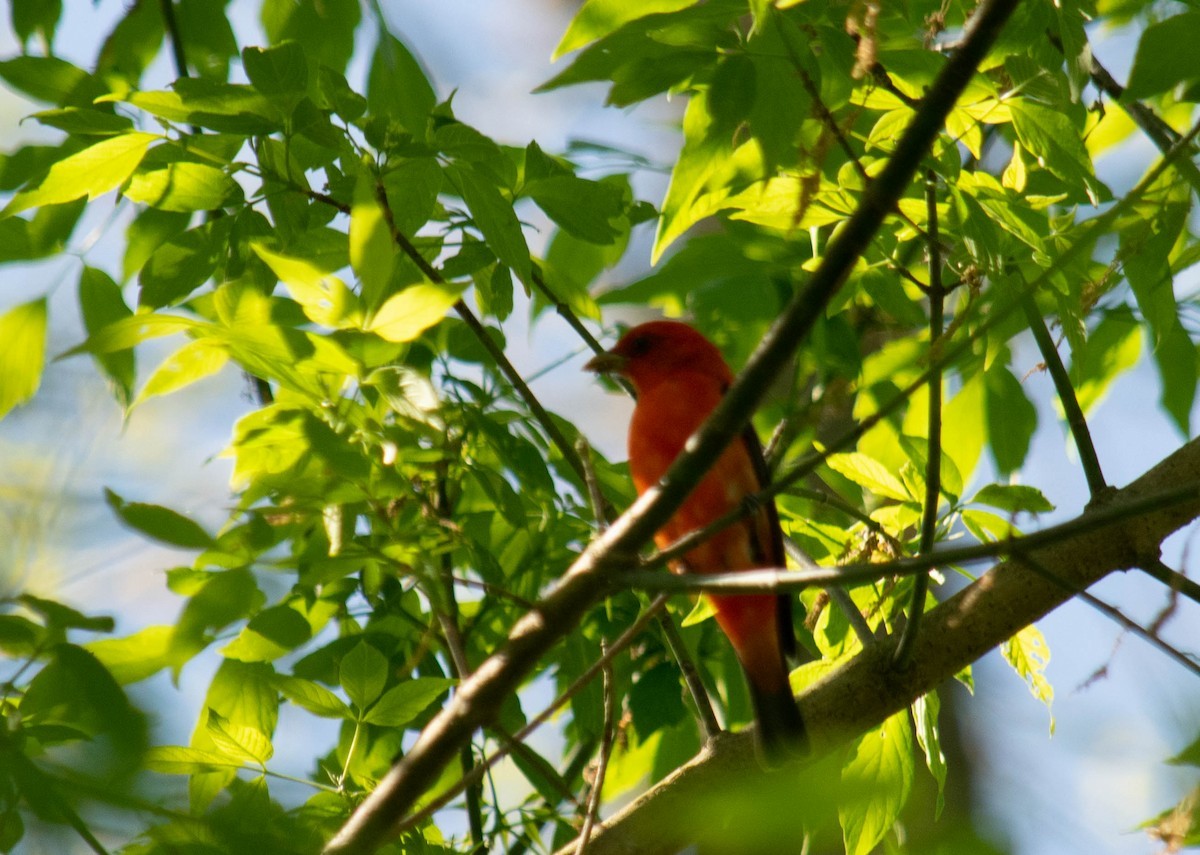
[583, 350, 627, 375]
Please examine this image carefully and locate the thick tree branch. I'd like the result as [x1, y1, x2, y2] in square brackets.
[555, 435, 1200, 855]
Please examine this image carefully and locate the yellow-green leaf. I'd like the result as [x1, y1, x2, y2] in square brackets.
[0, 297, 47, 419]
[368, 282, 460, 342]
[2, 132, 158, 217]
[1002, 624, 1054, 732]
[132, 339, 230, 408]
[827, 451, 912, 502]
[840, 710, 914, 855]
[124, 162, 241, 212]
[146, 745, 246, 775]
[205, 709, 273, 765]
[350, 170, 396, 309]
[252, 242, 359, 328]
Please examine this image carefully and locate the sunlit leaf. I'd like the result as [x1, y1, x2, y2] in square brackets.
[0, 298, 47, 419]
[2, 133, 158, 218]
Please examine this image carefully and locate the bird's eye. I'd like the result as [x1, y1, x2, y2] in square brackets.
[627, 335, 653, 356]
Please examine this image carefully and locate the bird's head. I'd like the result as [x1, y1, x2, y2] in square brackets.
[583, 320, 734, 394]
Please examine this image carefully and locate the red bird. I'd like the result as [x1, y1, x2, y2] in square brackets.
[585, 320, 807, 762]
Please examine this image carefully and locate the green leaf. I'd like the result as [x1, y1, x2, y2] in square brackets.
[526, 175, 626, 244]
[0, 614, 42, 656]
[961, 508, 1020, 543]
[452, 165, 532, 282]
[840, 710, 914, 855]
[261, 0, 360, 73]
[2, 132, 158, 218]
[123, 207, 190, 280]
[1002, 624, 1054, 732]
[1070, 307, 1142, 414]
[60, 313, 202, 360]
[911, 692, 947, 819]
[364, 677, 454, 726]
[939, 373, 987, 488]
[826, 452, 912, 502]
[340, 641, 388, 710]
[1009, 101, 1104, 205]
[95, 0, 165, 87]
[242, 41, 308, 95]
[206, 709, 273, 765]
[369, 282, 461, 343]
[146, 745, 246, 775]
[381, 156, 442, 235]
[20, 644, 145, 751]
[552, 0, 697, 58]
[138, 218, 230, 308]
[221, 605, 313, 662]
[86, 625, 173, 684]
[78, 266, 135, 409]
[350, 169, 397, 310]
[30, 107, 134, 136]
[653, 93, 732, 263]
[252, 242, 359, 327]
[19, 595, 114, 633]
[680, 594, 716, 627]
[104, 488, 216, 549]
[1153, 325, 1197, 436]
[124, 162, 242, 212]
[971, 483, 1054, 514]
[111, 81, 281, 135]
[11, 0, 62, 45]
[0, 297, 47, 419]
[0, 55, 104, 106]
[274, 675, 353, 719]
[984, 364, 1037, 475]
[367, 31, 436, 135]
[1125, 12, 1200, 100]
[132, 338, 230, 408]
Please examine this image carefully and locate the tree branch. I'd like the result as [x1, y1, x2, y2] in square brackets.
[322, 2, 1025, 849]
[554, 435, 1200, 854]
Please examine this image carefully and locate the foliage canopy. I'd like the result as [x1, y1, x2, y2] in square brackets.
[0, 0, 1199, 853]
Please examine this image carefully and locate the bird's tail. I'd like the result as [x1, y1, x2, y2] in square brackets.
[748, 678, 808, 768]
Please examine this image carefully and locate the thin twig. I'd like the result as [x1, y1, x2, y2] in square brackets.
[1139, 559, 1200, 609]
[622, 480, 1200, 595]
[895, 169, 945, 666]
[433, 464, 486, 849]
[1022, 295, 1107, 497]
[783, 538, 875, 646]
[577, 438, 611, 533]
[1012, 550, 1200, 678]
[657, 612, 722, 741]
[577, 643, 616, 853]
[1051, 33, 1200, 195]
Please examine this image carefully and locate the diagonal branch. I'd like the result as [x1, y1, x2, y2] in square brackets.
[322, 1, 1023, 849]
[554, 434, 1200, 855]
